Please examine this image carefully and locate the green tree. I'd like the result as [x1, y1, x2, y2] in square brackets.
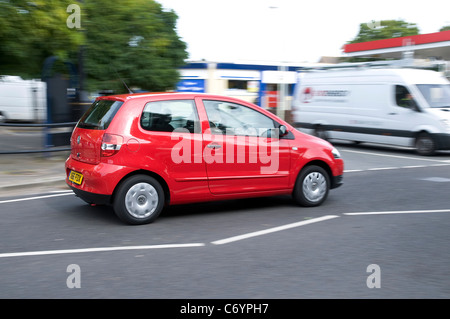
[348, 19, 420, 44]
[0, 0, 188, 92]
[0, 0, 82, 78]
[84, 0, 187, 93]
[440, 25, 450, 32]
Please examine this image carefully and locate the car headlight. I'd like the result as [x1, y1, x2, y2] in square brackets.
[331, 147, 341, 159]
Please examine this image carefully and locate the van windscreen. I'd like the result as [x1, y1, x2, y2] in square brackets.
[77, 100, 123, 130]
[416, 84, 450, 108]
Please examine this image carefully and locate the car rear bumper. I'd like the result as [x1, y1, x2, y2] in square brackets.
[69, 184, 112, 205]
[65, 156, 133, 200]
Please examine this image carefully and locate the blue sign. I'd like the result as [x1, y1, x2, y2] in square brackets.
[176, 79, 205, 93]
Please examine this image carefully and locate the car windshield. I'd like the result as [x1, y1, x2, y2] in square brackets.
[77, 99, 124, 130]
[415, 84, 450, 108]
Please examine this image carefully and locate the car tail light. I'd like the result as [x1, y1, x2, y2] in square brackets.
[101, 133, 123, 157]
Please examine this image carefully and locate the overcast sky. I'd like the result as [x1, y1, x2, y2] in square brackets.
[157, 0, 450, 63]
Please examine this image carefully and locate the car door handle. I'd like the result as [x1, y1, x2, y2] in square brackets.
[207, 143, 222, 149]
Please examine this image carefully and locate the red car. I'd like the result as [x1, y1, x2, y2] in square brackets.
[66, 93, 344, 225]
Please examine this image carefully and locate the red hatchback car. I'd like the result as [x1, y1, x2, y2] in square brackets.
[66, 93, 344, 224]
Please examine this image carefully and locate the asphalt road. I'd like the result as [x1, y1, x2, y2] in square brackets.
[1, 141, 450, 301]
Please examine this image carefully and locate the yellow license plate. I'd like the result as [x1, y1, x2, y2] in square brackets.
[69, 170, 84, 185]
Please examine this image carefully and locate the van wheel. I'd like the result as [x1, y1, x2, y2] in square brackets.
[415, 132, 436, 156]
[314, 126, 329, 141]
[113, 175, 164, 225]
[293, 165, 330, 207]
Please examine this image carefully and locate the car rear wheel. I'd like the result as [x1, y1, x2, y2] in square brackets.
[293, 165, 330, 207]
[113, 175, 165, 225]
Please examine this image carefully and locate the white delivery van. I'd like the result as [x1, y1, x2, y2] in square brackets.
[292, 67, 450, 155]
[0, 75, 47, 122]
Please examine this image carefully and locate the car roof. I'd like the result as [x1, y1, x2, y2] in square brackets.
[95, 92, 291, 127]
[96, 92, 253, 103]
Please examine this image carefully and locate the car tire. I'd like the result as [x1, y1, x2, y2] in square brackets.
[113, 175, 165, 225]
[293, 165, 330, 207]
[415, 132, 436, 156]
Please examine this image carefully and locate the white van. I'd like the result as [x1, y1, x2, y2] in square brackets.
[292, 67, 450, 155]
[0, 76, 47, 122]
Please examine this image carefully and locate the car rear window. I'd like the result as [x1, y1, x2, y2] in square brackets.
[77, 99, 124, 130]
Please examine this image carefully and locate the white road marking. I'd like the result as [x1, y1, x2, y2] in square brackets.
[0, 216, 342, 258]
[420, 177, 450, 183]
[367, 167, 398, 171]
[0, 243, 205, 258]
[343, 162, 450, 173]
[340, 149, 447, 163]
[0, 192, 74, 204]
[344, 209, 450, 216]
[1, 207, 449, 258]
[211, 215, 339, 245]
[49, 190, 73, 193]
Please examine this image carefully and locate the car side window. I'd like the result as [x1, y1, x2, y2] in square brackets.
[141, 100, 200, 133]
[395, 85, 418, 110]
[203, 100, 276, 137]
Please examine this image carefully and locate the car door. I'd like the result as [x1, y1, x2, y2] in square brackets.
[137, 98, 208, 202]
[199, 98, 291, 195]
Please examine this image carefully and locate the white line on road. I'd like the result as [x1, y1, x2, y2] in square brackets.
[340, 149, 448, 162]
[211, 215, 339, 245]
[344, 209, 450, 216]
[344, 163, 450, 173]
[0, 243, 205, 258]
[0, 192, 74, 204]
[367, 167, 398, 171]
[49, 190, 73, 194]
[343, 169, 365, 173]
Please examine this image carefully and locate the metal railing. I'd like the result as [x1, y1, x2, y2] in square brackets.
[0, 121, 76, 154]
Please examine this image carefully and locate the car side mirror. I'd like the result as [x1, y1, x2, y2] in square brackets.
[279, 125, 288, 137]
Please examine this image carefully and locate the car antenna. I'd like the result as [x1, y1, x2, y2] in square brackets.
[114, 69, 133, 94]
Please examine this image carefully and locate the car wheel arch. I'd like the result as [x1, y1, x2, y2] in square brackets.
[293, 159, 333, 186]
[111, 169, 171, 206]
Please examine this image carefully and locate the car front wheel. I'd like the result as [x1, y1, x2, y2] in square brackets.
[293, 165, 330, 207]
[113, 175, 165, 225]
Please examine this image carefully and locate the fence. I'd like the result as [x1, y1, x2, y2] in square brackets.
[0, 122, 76, 154]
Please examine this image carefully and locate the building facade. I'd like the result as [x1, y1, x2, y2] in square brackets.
[176, 61, 307, 120]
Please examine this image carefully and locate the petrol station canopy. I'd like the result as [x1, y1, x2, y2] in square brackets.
[342, 30, 450, 61]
